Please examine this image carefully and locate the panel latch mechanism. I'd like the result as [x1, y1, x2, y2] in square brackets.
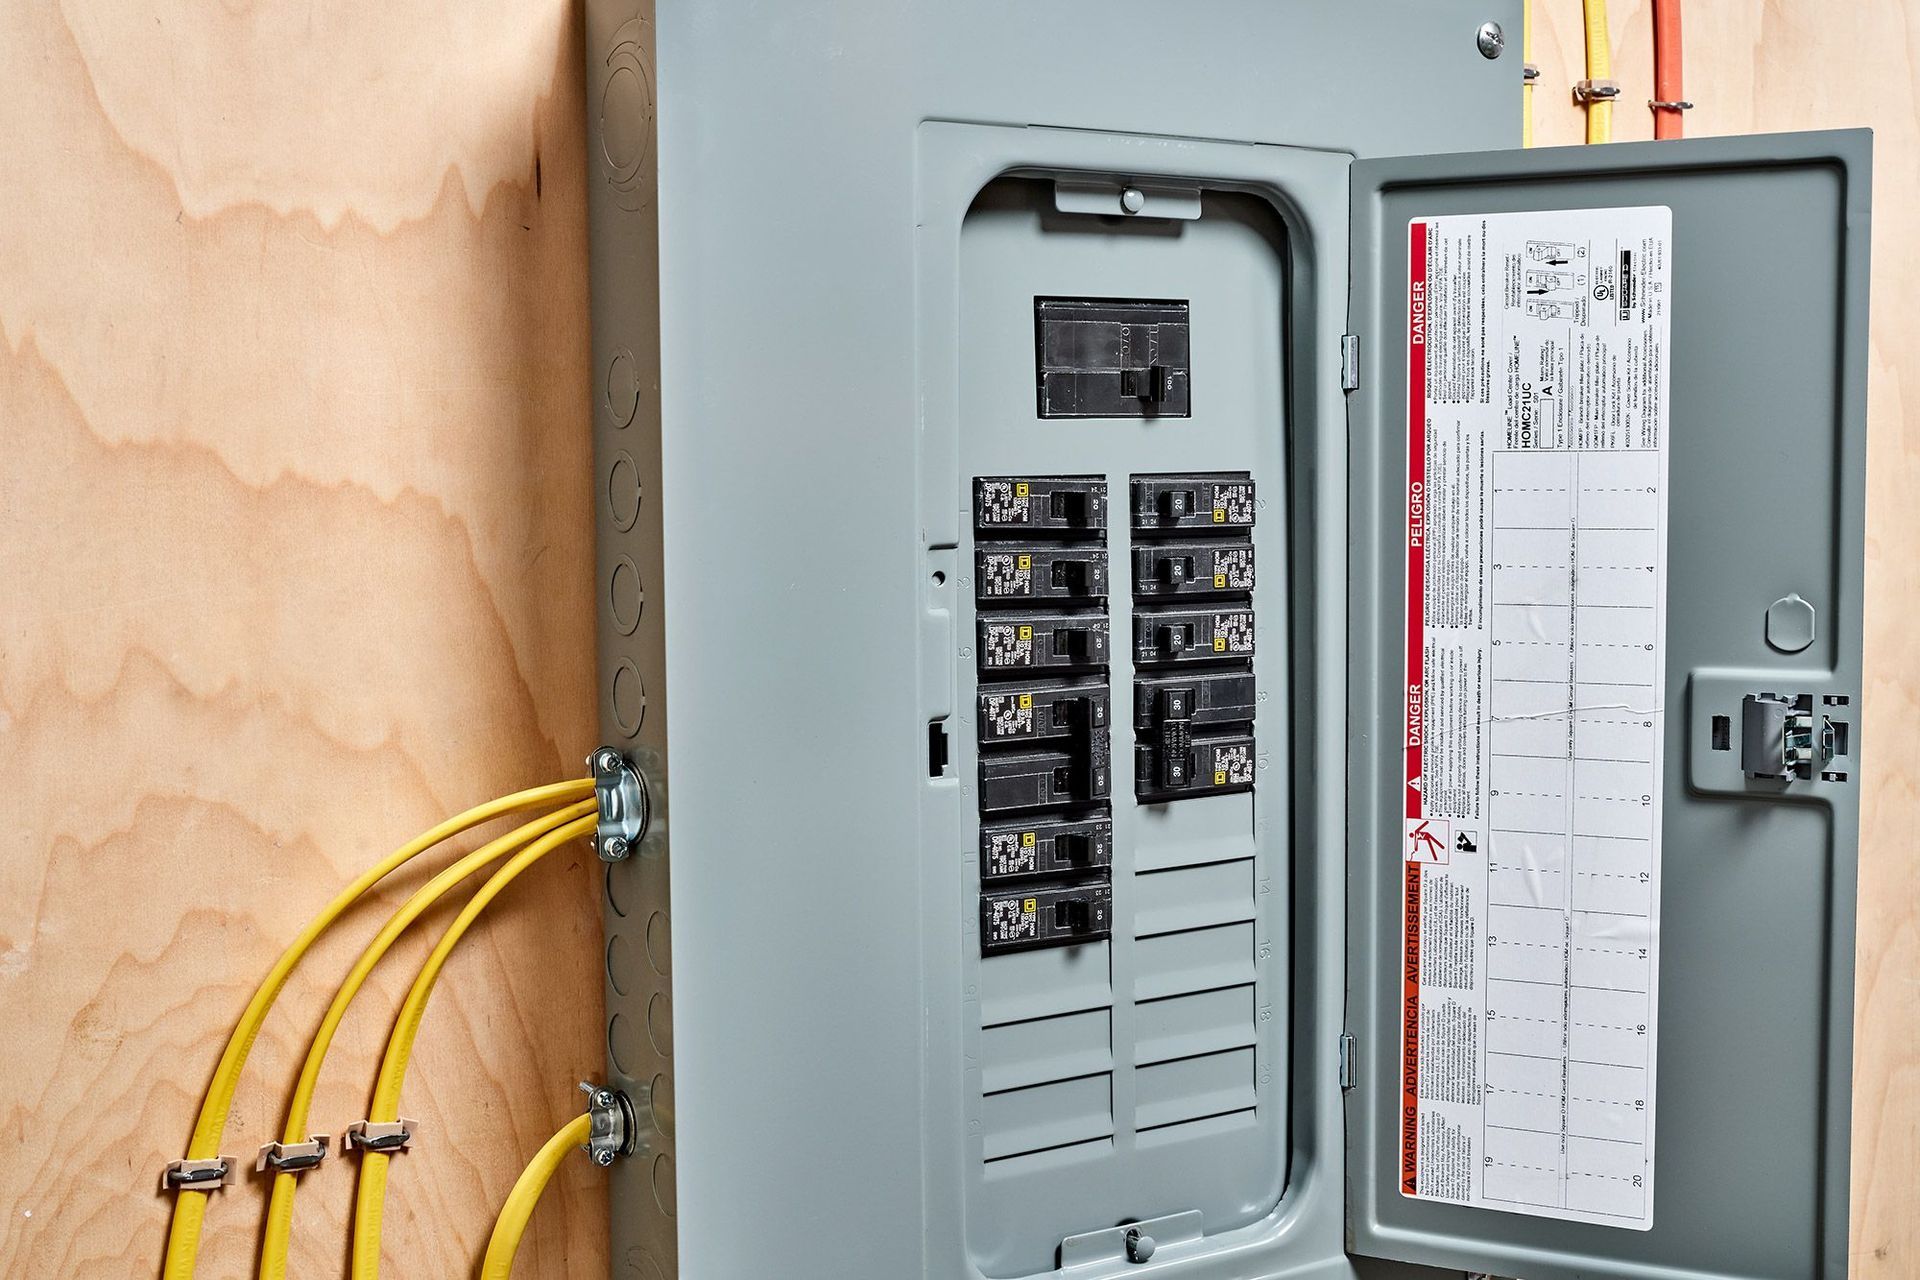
[1738, 692, 1854, 782]
[580, 1081, 636, 1167]
[1740, 692, 1811, 779]
[590, 747, 650, 862]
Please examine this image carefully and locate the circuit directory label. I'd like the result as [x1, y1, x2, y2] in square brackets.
[1400, 206, 1672, 1230]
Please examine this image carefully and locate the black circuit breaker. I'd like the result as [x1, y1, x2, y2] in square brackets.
[1033, 298, 1191, 420]
[980, 882, 1115, 953]
[1130, 473, 1257, 802]
[1130, 605, 1254, 665]
[973, 476, 1114, 955]
[979, 814, 1114, 883]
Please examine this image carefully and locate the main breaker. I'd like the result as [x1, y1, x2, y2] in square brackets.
[581, 3, 1869, 1278]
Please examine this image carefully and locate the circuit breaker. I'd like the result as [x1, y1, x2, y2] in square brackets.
[973, 476, 1115, 955]
[584, 3, 1869, 1279]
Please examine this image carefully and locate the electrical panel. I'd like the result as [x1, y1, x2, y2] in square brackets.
[954, 175, 1292, 1277]
[587, 4, 1870, 1278]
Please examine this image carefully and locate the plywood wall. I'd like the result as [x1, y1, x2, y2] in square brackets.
[0, 2, 1911, 1277]
[1528, 4, 1920, 1274]
[0, 1, 605, 1275]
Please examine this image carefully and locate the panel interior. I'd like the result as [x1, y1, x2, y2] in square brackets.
[954, 178, 1294, 1276]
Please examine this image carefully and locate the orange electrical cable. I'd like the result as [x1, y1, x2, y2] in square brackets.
[1651, 0, 1686, 139]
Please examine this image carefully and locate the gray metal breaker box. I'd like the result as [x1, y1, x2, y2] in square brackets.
[581, 3, 1868, 1278]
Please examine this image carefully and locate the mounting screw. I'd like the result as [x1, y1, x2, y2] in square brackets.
[1476, 20, 1506, 58]
[592, 747, 624, 774]
[602, 835, 630, 860]
[1119, 186, 1146, 215]
[592, 1148, 615, 1167]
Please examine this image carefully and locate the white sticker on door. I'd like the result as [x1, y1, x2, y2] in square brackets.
[1400, 206, 1670, 1230]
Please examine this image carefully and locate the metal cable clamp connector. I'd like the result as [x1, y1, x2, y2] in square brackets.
[580, 1081, 637, 1167]
[1522, 62, 1541, 83]
[256, 1136, 331, 1175]
[342, 1118, 419, 1156]
[1648, 97, 1695, 112]
[589, 748, 650, 862]
[161, 1156, 236, 1194]
[1573, 78, 1622, 104]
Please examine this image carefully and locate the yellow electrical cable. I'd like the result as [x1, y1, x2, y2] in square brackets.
[480, 1113, 594, 1279]
[255, 798, 599, 1280]
[1522, 0, 1535, 147]
[349, 812, 600, 1279]
[162, 778, 595, 1280]
[1582, 0, 1613, 143]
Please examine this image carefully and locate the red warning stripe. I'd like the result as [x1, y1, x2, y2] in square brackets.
[1401, 219, 1429, 1196]
[1405, 218, 1428, 823]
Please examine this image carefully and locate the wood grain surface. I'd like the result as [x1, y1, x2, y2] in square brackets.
[1527, 6, 1920, 1275]
[0, 1, 604, 1275]
[0, 2, 1912, 1278]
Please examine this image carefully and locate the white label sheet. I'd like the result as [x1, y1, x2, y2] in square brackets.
[1399, 206, 1671, 1229]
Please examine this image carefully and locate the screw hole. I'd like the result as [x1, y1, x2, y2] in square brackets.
[931, 570, 947, 587]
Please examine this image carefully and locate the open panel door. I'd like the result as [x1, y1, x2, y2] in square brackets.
[1346, 132, 1868, 1280]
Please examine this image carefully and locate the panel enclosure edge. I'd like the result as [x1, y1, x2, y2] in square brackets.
[583, 2, 676, 1276]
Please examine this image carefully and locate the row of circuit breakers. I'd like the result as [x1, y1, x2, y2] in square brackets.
[973, 473, 1256, 956]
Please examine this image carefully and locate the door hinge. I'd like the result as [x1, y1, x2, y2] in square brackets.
[1338, 1032, 1354, 1090]
[1340, 334, 1360, 391]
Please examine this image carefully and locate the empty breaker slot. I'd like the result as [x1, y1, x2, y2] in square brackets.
[981, 882, 1115, 955]
[980, 814, 1114, 883]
